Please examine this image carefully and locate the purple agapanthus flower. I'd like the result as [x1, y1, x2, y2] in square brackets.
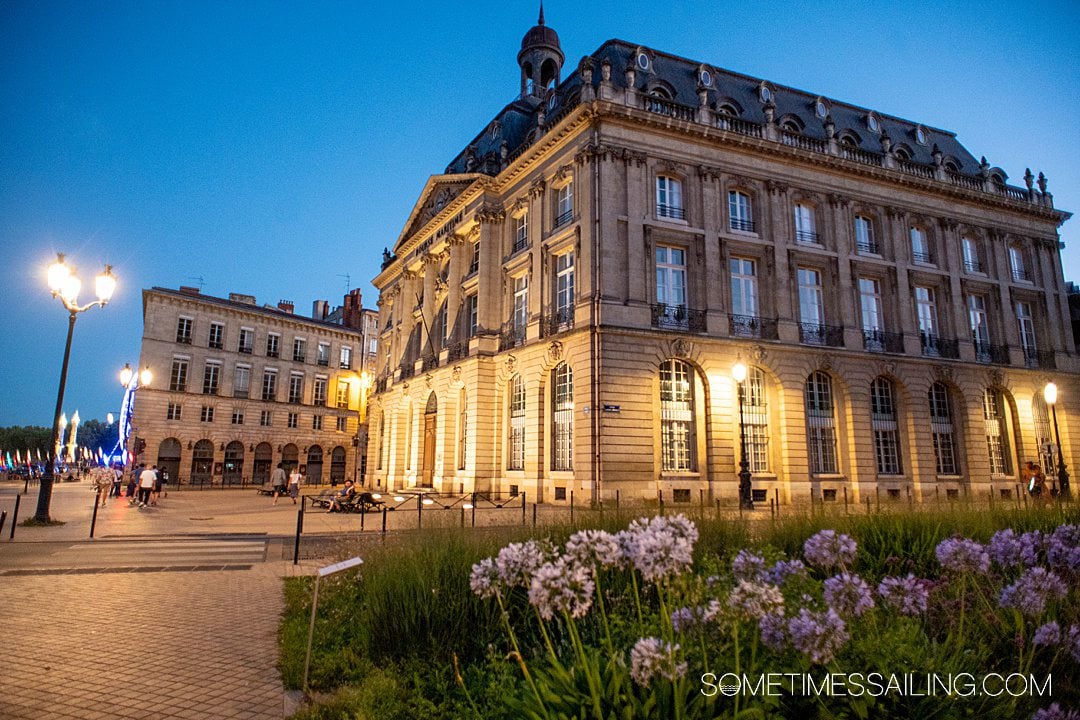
[935, 537, 990, 574]
[732, 549, 767, 581]
[999, 567, 1068, 617]
[1032, 621, 1061, 647]
[877, 574, 931, 616]
[787, 607, 849, 664]
[768, 559, 808, 585]
[758, 612, 788, 651]
[823, 573, 875, 618]
[1020, 531, 1046, 567]
[988, 529, 1023, 569]
[803, 530, 857, 570]
[1046, 524, 1080, 574]
[1032, 703, 1080, 720]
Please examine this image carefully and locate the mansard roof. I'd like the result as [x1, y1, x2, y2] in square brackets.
[445, 38, 979, 177]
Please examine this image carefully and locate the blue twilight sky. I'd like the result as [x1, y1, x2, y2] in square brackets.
[1, 0, 1078, 427]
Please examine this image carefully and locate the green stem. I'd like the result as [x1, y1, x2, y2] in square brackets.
[630, 570, 645, 628]
[566, 614, 604, 720]
[499, 593, 550, 719]
[593, 568, 615, 655]
[732, 621, 742, 716]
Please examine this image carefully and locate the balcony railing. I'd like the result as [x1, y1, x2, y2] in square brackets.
[841, 145, 884, 167]
[446, 341, 470, 362]
[657, 204, 685, 220]
[317, 357, 329, 367]
[920, 333, 960, 359]
[1011, 267, 1031, 283]
[499, 323, 527, 351]
[912, 249, 933, 264]
[856, 239, 878, 254]
[862, 329, 905, 354]
[267, 349, 279, 359]
[728, 314, 779, 340]
[1024, 348, 1056, 370]
[643, 96, 697, 122]
[897, 159, 935, 180]
[651, 304, 706, 333]
[715, 114, 763, 138]
[795, 229, 820, 245]
[422, 353, 440, 372]
[780, 130, 827, 153]
[208, 340, 223, 350]
[964, 259, 982, 273]
[511, 236, 528, 255]
[233, 389, 249, 399]
[974, 341, 1011, 365]
[799, 322, 844, 347]
[375, 376, 388, 393]
[554, 209, 573, 228]
[238, 346, 253, 354]
[541, 308, 574, 337]
[399, 362, 415, 380]
[177, 335, 192, 344]
[729, 218, 756, 233]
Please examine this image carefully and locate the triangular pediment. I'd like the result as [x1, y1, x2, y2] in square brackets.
[394, 174, 485, 254]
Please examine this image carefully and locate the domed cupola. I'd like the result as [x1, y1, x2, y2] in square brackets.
[518, 3, 564, 99]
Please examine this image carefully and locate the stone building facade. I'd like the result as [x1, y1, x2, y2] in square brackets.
[134, 287, 372, 486]
[366, 14, 1075, 506]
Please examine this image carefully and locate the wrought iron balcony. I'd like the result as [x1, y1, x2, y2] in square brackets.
[651, 304, 706, 333]
[974, 341, 1011, 365]
[554, 209, 573, 228]
[920, 333, 960, 359]
[499, 322, 527, 351]
[541, 308, 574, 337]
[657, 204, 685, 220]
[728, 314, 778, 340]
[1024, 348, 1056, 370]
[729, 217, 756, 233]
[238, 346, 253, 354]
[233, 389, 249, 399]
[422, 353, 440, 372]
[795, 230, 820, 245]
[862, 329, 905, 354]
[856, 238, 878, 254]
[446, 341, 470, 362]
[911, 249, 934, 264]
[1011, 267, 1031, 283]
[799, 322, 844, 347]
[964, 259, 982, 274]
[510, 236, 528, 255]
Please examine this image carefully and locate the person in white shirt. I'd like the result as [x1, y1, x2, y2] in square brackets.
[136, 464, 156, 507]
[287, 467, 302, 505]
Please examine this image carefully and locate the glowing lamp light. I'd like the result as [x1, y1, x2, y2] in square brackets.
[106, 413, 114, 425]
[47, 254, 70, 293]
[58, 413, 68, 429]
[139, 366, 153, 386]
[732, 361, 747, 384]
[120, 363, 134, 387]
[60, 274, 81, 304]
[1044, 382, 1058, 406]
[422, 498, 434, 506]
[94, 265, 116, 303]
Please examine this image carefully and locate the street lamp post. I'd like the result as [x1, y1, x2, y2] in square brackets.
[1044, 383, 1071, 500]
[732, 362, 754, 511]
[35, 254, 116, 522]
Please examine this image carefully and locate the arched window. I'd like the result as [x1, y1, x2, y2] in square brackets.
[871, 378, 902, 475]
[983, 388, 1013, 476]
[191, 439, 214, 484]
[1032, 396, 1055, 475]
[458, 387, 467, 470]
[253, 442, 272, 484]
[508, 375, 525, 470]
[552, 363, 574, 471]
[330, 446, 346, 485]
[307, 445, 324, 485]
[223, 441, 244, 485]
[805, 372, 838, 474]
[659, 359, 696, 472]
[745, 367, 769, 472]
[929, 383, 959, 476]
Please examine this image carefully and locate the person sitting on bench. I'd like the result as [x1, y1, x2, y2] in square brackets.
[327, 480, 356, 513]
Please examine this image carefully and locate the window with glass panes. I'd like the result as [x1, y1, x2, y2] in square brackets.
[730, 257, 758, 335]
[339, 345, 352, 369]
[1016, 302, 1037, 359]
[555, 251, 574, 324]
[317, 343, 330, 366]
[336, 381, 350, 409]
[288, 374, 304, 404]
[854, 216, 876, 253]
[176, 317, 193, 343]
[1009, 246, 1028, 281]
[293, 338, 306, 362]
[659, 359, 696, 472]
[983, 388, 1012, 476]
[202, 362, 220, 395]
[260, 410, 272, 427]
[805, 371, 838, 474]
[514, 211, 528, 251]
[231, 408, 244, 425]
[512, 274, 528, 339]
[656, 176, 683, 219]
[238, 327, 254, 353]
[170, 358, 189, 392]
[968, 295, 991, 355]
[508, 374, 525, 470]
[962, 237, 982, 273]
[655, 246, 687, 323]
[910, 226, 931, 263]
[551, 363, 574, 471]
[336, 417, 347, 432]
[167, 403, 182, 420]
[798, 268, 824, 327]
[745, 367, 769, 472]
[436, 302, 448, 345]
[915, 286, 938, 347]
[728, 190, 753, 231]
[261, 370, 277, 401]
[870, 377, 902, 474]
[287, 412, 298, 429]
[208, 322, 224, 349]
[200, 405, 214, 422]
[794, 203, 817, 243]
[266, 333, 280, 358]
[859, 278, 883, 337]
[555, 182, 573, 226]
[313, 415, 323, 430]
[458, 388, 467, 470]
[233, 365, 250, 398]
[377, 411, 385, 470]
[1032, 397, 1056, 475]
[929, 383, 958, 475]
[466, 294, 478, 337]
[313, 377, 328, 406]
[469, 241, 480, 274]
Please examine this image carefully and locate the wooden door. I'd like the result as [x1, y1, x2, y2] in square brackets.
[422, 413, 436, 486]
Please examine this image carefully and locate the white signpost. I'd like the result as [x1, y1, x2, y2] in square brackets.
[303, 556, 363, 693]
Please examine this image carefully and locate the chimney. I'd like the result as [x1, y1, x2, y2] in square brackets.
[312, 300, 329, 320]
[228, 293, 256, 305]
[342, 288, 364, 329]
[277, 300, 294, 314]
[179, 286, 200, 296]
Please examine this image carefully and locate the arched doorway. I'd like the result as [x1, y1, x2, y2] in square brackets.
[253, 443, 273, 485]
[306, 445, 324, 486]
[421, 392, 437, 487]
[330, 446, 346, 486]
[282, 443, 299, 473]
[223, 441, 244, 485]
[191, 440, 214, 486]
[156, 438, 181, 486]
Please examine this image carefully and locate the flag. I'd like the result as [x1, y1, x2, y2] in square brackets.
[15, 450, 21, 465]
[36, 448, 42, 462]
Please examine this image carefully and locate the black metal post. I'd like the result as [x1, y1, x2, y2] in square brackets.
[0, 510, 7, 536]
[521, 491, 526, 525]
[89, 495, 100, 538]
[293, 507, 303, 565]
[37, 310, 77, 522]
[1050, 401, 1071, 499]
[381, 506, 387, 534]
[11, 494, 21, 538]
[737, 380, 753, 510]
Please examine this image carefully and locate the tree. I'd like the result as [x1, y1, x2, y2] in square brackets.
[0, 426, 50, 457]
[77, 419, 119, 459]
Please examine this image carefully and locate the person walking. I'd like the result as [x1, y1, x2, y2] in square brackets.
[270, 463, 287, 505]
[287, 465, 302, 505]
[150, 465, 164, 505]
[111, 464, 124, 498]
[136, 464, 156, 507]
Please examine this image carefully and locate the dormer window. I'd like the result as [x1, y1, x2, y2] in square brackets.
[699, 69, 712, 86]
[815, 99, 829, 119]
[867, 112, 881, 133]
[547, 93, 558, 110]
[637, 52, 650, 70]
[915, 125, 927, 145]
[759, 84, 773, 103]
[944, 160, 960, 174]
[894, 147, 911, 161]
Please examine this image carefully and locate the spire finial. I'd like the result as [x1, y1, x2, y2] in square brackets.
[538, 1, 545, 25]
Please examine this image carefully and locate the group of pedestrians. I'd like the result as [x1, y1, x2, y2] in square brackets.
[269, 463, 302, 505]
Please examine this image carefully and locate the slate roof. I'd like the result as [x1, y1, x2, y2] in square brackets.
[445, 38, 983, 179]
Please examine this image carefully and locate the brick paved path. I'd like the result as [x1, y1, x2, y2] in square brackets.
[0, 564, 288, 719]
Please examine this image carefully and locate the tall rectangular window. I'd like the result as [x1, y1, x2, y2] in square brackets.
[202, 362, 220, 395]
[466, 294, 478, 337]
[176, 317, 193, 344]
[859, 277, 883, 350]
[266, 333, 280, 358]
[655, 246, 687, 328]
[238, 327, 254, 354]
[293, 338, 306, 362]
[312, 415, 323, 431]
[317, 343, 330, 366]
[555, 251, 575, 324]
[313, 377, 328, 406]
[854, 216, 876, 254]
[910, 226, 931, 263]
[871, 378, 902, 475]
[512, 274, 528, 340]
[798, 267, 824, 342]
[233, 365, 250, 398]
[983, 389, 1012, 476]
[730, 257, 759, 336]
[339, 345, 352, 369]
[1009, 246, 1029, 282]
[962, 237, 982, 273]
[916, 286, 939, 354]
[288, 373, 304, 404]
[336, 381, 350, 409]
[508, 375, 525, 470]
[728, 190, 753, 232]
[261, 369, 278, 401]
[169, 358, 189, 392]
[200, 405, 214, 423]
[968, 294, 991, 359]
[514, 211, 528, 252]
[208, 322, 224, 349]
[260, 410, 272, 427]
[555, 182, 574, 227]
[805, 372, 838, 474]
[929, 383, 958, 475]
[656, 176, 684, 219]
[469, 241, 480, 274]
[336, 417, 347, 432]
[660, 359, 696, 472]
[1016, 301, 1038, 363]
[166, 402, 182, 421]
[745, 367, 769, 472]
[231, 408, 244, 425]
[287, 412, 298, 429]
[794, 203, 817, 244]
[552, 364, 573, 471]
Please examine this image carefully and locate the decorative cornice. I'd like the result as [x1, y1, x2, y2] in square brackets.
[476, 205, 505, 224]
